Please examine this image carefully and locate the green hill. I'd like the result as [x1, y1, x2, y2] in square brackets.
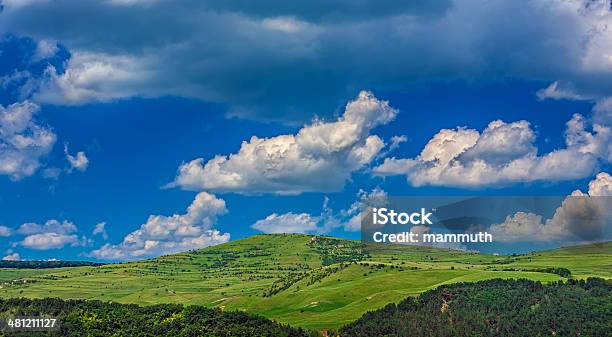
[0, 234, 610, 330]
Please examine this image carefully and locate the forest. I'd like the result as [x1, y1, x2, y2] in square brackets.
[0, 298, 312, 337]
[340, 278, 611, 337]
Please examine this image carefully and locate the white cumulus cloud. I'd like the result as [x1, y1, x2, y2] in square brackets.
[17, 219, 77, 236]
[21, 232, 79, 250]
[172, 91, 397, 194]
[374, 112, 611, 187]
[0, 101, 56, 180]
[17, 219, 82, 250]
[90, 192, 230, 260]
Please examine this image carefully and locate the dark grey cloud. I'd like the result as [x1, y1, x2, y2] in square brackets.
[1, 0, 611, 122]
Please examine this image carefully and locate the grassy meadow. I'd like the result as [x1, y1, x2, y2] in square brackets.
[0, 234, 609, 330]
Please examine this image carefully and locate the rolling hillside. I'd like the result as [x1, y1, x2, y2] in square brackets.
[0, 234, 610, 330]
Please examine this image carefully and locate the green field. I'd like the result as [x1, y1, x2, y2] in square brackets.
[0, 234, 610, 330]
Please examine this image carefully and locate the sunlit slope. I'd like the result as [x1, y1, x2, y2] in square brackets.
[0, 234, 610, 330]
[503, 241, 612, 279]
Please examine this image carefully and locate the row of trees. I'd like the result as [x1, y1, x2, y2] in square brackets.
[340, 278, 611, 337]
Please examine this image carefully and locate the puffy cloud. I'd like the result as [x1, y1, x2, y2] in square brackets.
[2, 1, 612, 121]
[490, 172, 612, 242]
[0, 101, 56, 180]
[409, 127, 481, 172]
[90, 192, 230, 260]
[17, 219, 82, 250]
[17, 219, 77, 235]
[252, 212, 319, 234]
[587, 171, 612, 197]
[458, 120, 536, 165]
[3, 219, 91, 250]
[2, 252, 20, 261]
[92, 222, 108, 240]
[374, 113, 610, 187]
[172, 91, 397, 194]
[21, 232, 79, 250]
[64, 145, 89, 172]
[564, 112, 612, 162]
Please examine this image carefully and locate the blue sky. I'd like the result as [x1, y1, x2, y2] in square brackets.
[0, 0, 611, 261]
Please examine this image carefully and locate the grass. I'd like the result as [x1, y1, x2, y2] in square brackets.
[0, 234, 609, 330]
